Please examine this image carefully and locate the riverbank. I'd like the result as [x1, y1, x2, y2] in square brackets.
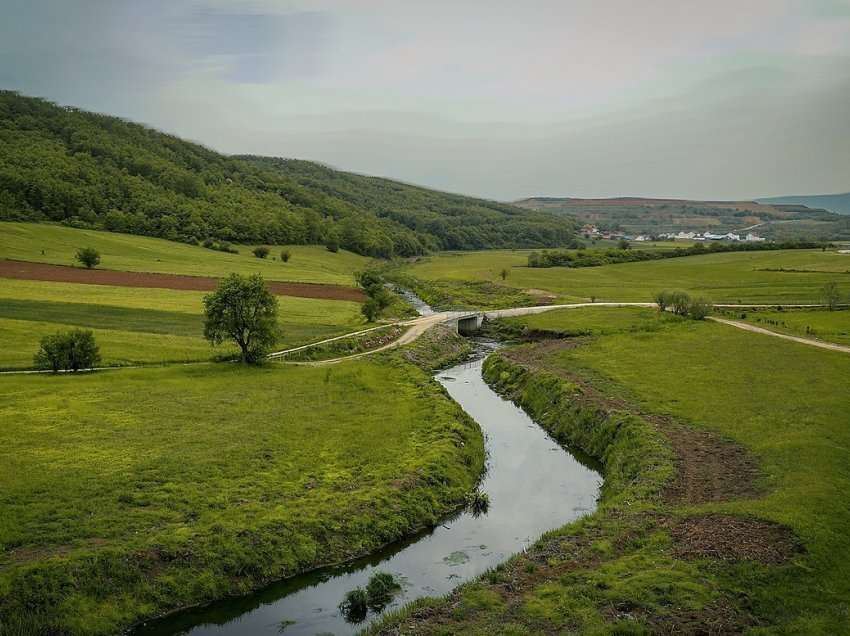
[369, 308, 850, 634]
[0, 331, 485, 636]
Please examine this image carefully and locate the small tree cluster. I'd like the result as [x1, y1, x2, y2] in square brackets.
[654, 290, 713, 320]
[356, 270, 393, 322]
[34, 329, 101, 372]
[75, 247, 100, 268]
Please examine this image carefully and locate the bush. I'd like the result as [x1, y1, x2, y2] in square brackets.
[326, 241, 339, 253]
[34, 329, 101, 372]
[75, 247, 100, 268]
[280, 249, 291, 263]
[668, 290, 691, 316]
[653, 290, 671, 311]
[687, 297, 713, 320]
[365, 572, 401, 610]
[252, 246, 269, 259]
[339, 587, 368, 622]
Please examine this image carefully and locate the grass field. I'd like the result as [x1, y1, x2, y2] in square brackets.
[727, 307, 850, 346]
[0, 222, 370, 284]
[374, 308, 850, 634]
[0, 279, 365, 369]
[402, 248, 850, 306]
[0, 355, 484, 635]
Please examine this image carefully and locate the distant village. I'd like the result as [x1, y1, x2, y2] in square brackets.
[579, 224, 766, 243]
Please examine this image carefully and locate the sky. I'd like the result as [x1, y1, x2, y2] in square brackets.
[2, 0, 849, 201]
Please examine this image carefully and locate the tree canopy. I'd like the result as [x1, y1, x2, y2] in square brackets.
[203, 274, 279, 363]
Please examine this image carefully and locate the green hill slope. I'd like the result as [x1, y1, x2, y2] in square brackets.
[0, 91, 575, 257]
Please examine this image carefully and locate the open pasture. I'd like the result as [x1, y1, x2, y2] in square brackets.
[405, 248, 850, 305]
[0, 222, 370, 285]
[0, 278, 364, 369]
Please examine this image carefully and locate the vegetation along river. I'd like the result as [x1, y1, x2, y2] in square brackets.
[133, 342, 602, 636]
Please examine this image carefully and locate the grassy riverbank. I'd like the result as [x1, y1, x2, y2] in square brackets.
[0, 343, 484, 635]
[370, 308, 850, 634]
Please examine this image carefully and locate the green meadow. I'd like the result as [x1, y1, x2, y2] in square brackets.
[374, 307, 850, 634]
[0, 356, 484, 635]
[0, 278, 364, 369]
[0, 222, 369, 284]
[403, 248, 850, 306]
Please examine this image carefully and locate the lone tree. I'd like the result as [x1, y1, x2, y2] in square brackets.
[822, 281, 840, 310]
[252, 246, 269, 259]
[75, 247, 100, 268]
[356, 270, 392, 322]
[203, 273, 279, 363]
[499, 268, 509, 281]
[280, 249, 291, 263]
[34, 329, 101, 372]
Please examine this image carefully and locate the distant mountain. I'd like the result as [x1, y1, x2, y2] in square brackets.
[0, 91, 576, 257]
[756, 192, 850, 216]
[514, 196, 850, 241]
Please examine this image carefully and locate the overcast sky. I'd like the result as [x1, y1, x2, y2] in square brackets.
[2, 0, 849, 200]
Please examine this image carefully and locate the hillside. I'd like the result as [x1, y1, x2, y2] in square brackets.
[757, 192, 850, 216]
[515, 196, 850, 241]
[0, 91, 575, 257]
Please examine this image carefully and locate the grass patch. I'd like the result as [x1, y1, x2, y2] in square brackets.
[0, 222, 370, 284]
[0, 356, 484, 635]
[279, 325, 407, 362]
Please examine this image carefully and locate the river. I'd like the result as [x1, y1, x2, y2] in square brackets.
[133, 313, 602, 636]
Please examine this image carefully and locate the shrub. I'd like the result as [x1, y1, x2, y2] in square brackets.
[75, 247, 100, 268]
[252, 246, 269, 259]
[618, 239, 631, 250]
[365, 572, 401, 610]
[668, 290, 691, 316]
[326, 241, 339, 253]
[217, 241, 238, 254]
[687, 297, 713, 320]
[499, 267, 509, 281]
[280, 249, 291, 263]
[34, 329, 101, 372]
[653, 290, 671, 311]
[361, 297, 382, 322]
[339, 587, 368, 622]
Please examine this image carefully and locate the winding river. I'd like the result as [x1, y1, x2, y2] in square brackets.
[134, 338, 602, 636]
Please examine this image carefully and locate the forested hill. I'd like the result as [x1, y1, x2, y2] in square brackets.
[0, 91, 575, 257]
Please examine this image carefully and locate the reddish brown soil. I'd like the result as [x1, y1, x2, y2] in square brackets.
[671, 514, 801, 564]
[0, 260, 365, 302]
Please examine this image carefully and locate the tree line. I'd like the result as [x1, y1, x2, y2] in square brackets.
[527, 239, 829, 268]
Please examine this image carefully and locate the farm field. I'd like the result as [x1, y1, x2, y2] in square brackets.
[402, 248, 850, 306]
[728, 307, 850, 346]
[0, 222, 370, 285]
[0, 356, 484, 635]
[374, 307, 850, 634]
[0, 278, 364, 369]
